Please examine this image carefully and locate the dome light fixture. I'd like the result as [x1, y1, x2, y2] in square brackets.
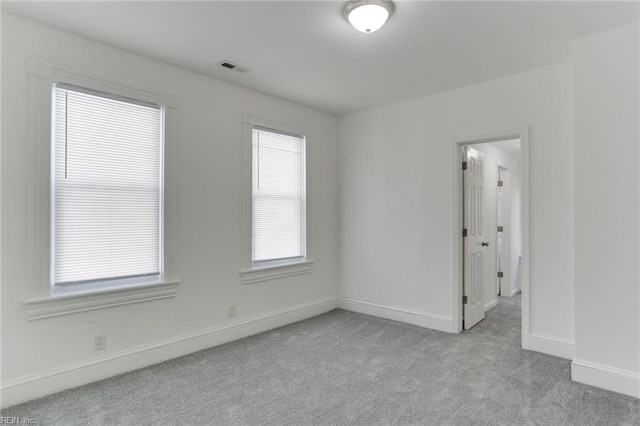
[343, 0, 395, 33]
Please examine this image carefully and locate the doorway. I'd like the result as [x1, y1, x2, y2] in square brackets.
[452, 129, 530, 345]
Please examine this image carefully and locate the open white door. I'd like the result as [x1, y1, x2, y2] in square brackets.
[463, 146, 486, 329]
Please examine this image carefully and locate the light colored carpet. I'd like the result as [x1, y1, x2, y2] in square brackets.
[3, 295, 640, 425]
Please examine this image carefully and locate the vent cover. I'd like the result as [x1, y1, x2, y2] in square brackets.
[218, 60, 249, 73]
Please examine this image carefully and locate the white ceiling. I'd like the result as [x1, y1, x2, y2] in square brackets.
[3, 1, 638, 115]
[489, 139, 521, 161]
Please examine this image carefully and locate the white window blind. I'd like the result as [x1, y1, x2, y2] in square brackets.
[52, 84, 163, 286]
[252, 127, 306, 264]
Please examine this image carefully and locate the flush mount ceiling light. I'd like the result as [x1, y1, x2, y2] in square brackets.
[343, 0, 394, 33]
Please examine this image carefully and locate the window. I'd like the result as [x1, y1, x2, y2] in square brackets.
[252, 127, 306, 267]
[240, 113, 312, 284]
[51, 84, 163, 293]
[23, 58, 178, 319]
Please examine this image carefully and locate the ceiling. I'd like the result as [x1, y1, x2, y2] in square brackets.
[489, 139, 521, 161]
[3, 1, 638, 115]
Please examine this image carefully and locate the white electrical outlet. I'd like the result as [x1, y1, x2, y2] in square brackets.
[95, 335, 107, 351]
[228, 305, 236, 318]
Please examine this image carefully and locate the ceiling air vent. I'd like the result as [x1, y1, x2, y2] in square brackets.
[218, 60, 249, 73]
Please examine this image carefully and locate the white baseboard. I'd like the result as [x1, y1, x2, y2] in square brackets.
[1, 297, 338, 408]
[484, 299, 497, 310]
[337, 297, 453, 333]
[510, 287, 522, 296]
[526, 332, 574, 360]
[572, 359, 640, 399]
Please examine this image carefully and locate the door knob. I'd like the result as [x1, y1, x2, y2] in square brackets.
[482, 242, 489, 247]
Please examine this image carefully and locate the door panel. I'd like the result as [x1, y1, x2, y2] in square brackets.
[463, 146, 485, 329]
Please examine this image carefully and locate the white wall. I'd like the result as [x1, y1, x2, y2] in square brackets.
[3, 11, 638, 406]
[572, 23, 640, 398]
[338, 61, 575, 356]
[1, 14, 339, 406]
[473, 143, 522, 309]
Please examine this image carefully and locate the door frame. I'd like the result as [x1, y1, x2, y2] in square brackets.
[496, 164, 509, 297]
[451, 127, 531, 349]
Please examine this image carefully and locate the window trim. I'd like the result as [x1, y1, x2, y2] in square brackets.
[24, 280, 180, 320]
[240, 112, 313, 284]
[25, 57, 180, 318]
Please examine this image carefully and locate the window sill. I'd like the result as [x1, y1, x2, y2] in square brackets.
[24, 280, 180, 320]
[240, 260, 313, 285]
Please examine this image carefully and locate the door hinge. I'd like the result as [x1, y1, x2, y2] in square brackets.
[497, 180, 504, 187]
[497, 225, 504, 232]
[462, 228, 468, 237]
[462, 295, 468, 304]
[497, 271, 504, 278]
[462, 161, 468, 170]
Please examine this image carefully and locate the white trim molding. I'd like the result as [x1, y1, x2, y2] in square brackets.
[25, 281, 180, 320]
[240, 260, 314, 285]
[1, 297, 338, 408]
[338, 297, 453, 333]
[572, 359, 640, 399]
[527, 333, 575, 360]
[484, 299, 498, 311]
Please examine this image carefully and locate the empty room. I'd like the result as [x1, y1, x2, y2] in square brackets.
[1, 1, 639, 424]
